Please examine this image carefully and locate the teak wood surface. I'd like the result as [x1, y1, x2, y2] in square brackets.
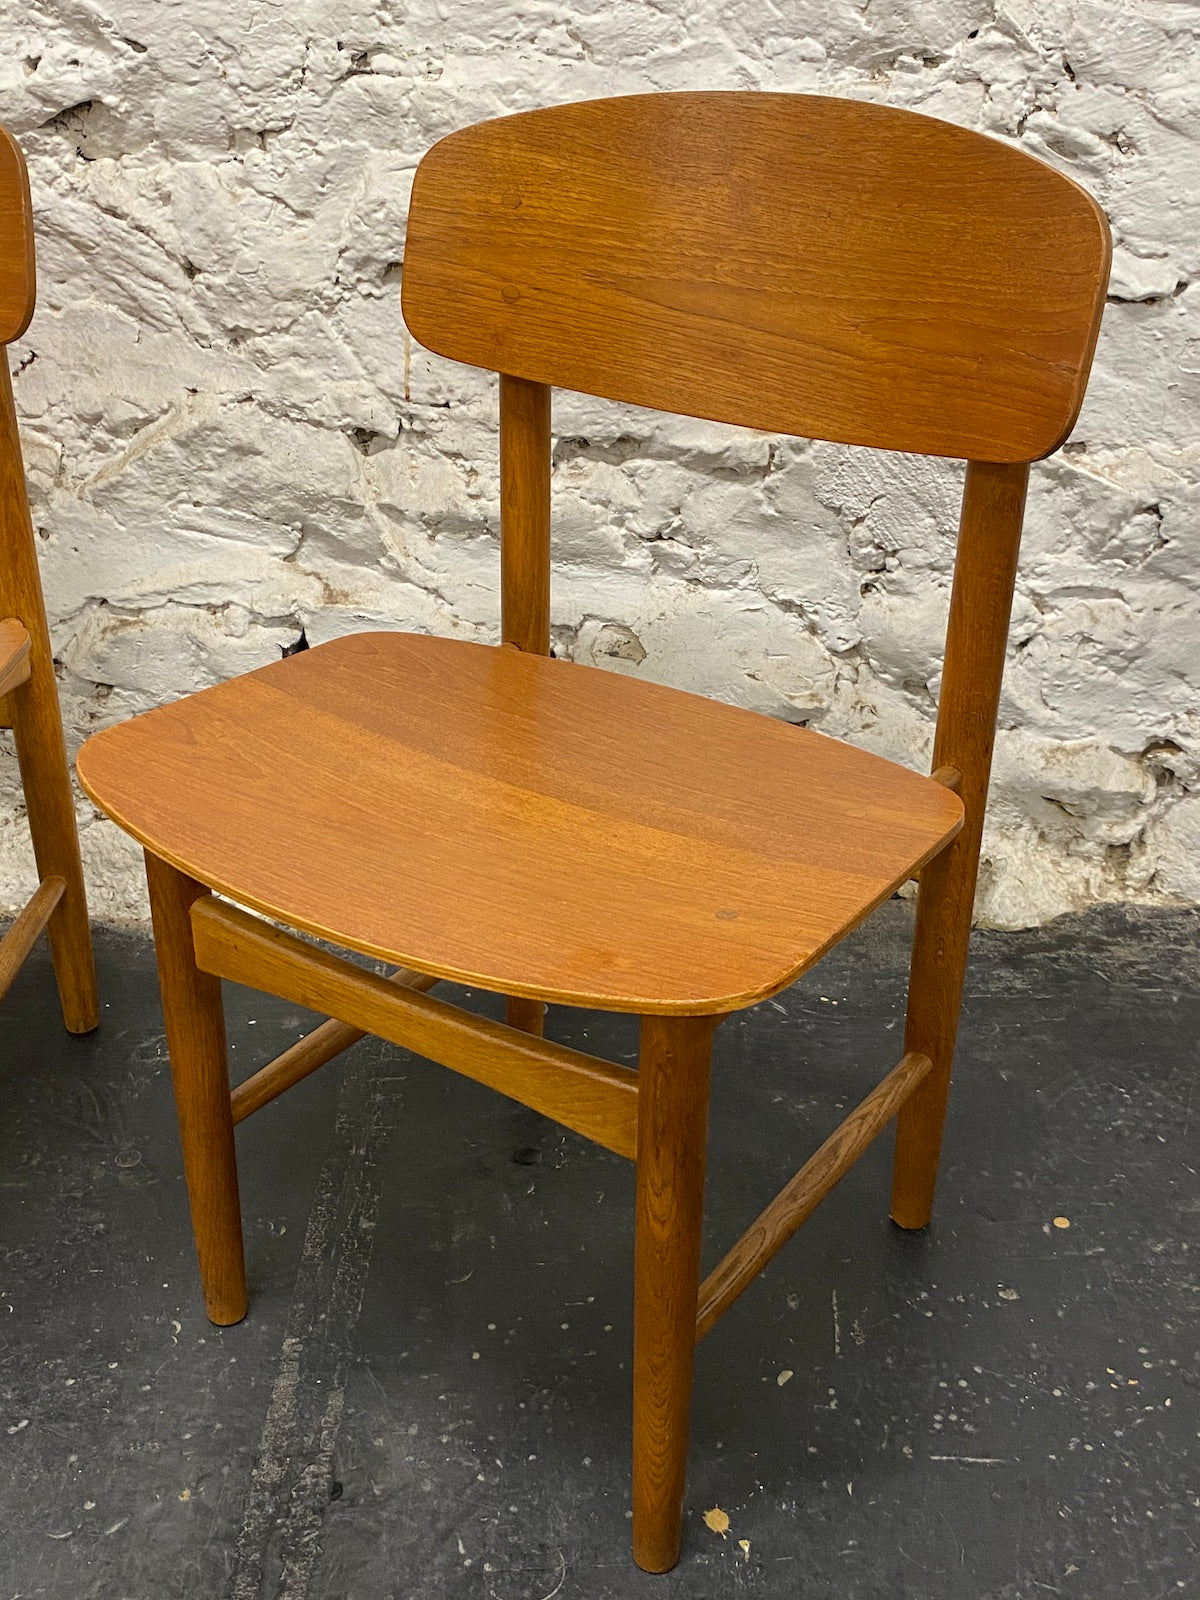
[75, 93, 1112, 1573]
[77, 630, 964, 1015]
[0, 124, 97, 1033]
[403, 92, 1109, 464]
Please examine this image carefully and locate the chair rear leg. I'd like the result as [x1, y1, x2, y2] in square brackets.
[9, 660, 98, 1034]
[892, 460, 1027, 1231]
[632, 1013, 716, 1574]
[144, 851, 247, 1326]
[891, 844, 975, 1230]
[506, 995, 545, 1036]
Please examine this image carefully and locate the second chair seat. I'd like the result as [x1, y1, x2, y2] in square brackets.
[77, 630, 962, 1015]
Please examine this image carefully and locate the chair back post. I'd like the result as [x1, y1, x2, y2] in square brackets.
[499, 372, 551, 655]
[497, 372, 553, 1036]
[891, 457, 1029, 1226]
[0, 365, 49, 637]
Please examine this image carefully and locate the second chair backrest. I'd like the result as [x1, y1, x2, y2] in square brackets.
[0, 127, 35, 347]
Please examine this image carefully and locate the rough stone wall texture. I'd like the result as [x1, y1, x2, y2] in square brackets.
[0, 0, 1197, 928]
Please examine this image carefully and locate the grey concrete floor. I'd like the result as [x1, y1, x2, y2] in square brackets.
[0, 901, 1196, 1599]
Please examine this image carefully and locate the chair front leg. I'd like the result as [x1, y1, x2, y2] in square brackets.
[144, 851, 246, 1326]
[632, 1012, 716, 1573]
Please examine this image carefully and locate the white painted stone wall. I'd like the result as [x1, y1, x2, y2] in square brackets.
[0, 0, 1197, 929]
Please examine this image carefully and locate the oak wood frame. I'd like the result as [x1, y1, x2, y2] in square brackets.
[0, 126, 97, 1032]
[193, 896, 641, 1160]
[117, 96, 1108, 1576]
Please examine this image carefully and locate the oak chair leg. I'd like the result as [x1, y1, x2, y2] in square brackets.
[632, 1013, 716, 1574]
[9, 677, 98, 1033]
[144, 851, 247, 1326]
[505, 995, 545, 1036]
[891, 460, 1028, 1231]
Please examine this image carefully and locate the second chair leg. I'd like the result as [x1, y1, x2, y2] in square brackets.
[10, 668, 98, 1034]
[632, 1012, 716, 1573]
[144, 851, 247, 1327]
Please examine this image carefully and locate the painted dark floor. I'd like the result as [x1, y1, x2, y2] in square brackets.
[0, 902, 1196, 1600]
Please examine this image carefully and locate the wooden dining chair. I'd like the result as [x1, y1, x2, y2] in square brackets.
[0, 126, 97, 1031]
[76, 93, 1109, 1571]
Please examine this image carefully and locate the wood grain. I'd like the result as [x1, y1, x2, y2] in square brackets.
[144, 853, 247, 1326]
[0, 874, 64, 1005]
[0, 618, 31, 697]
[695, 1050, 933, 1340]
[403, 93, 1110, 463]
[632, 1013, 716, 1572]
[0, 126, 35, 344]
[230, 965, 440, 1125]
[193, 897, 641, 1159]
[78, 631, 963, 1015]
[891, 462, 1030, 1229]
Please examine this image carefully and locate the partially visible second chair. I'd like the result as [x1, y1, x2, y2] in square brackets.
[0, 125, 97, 1029]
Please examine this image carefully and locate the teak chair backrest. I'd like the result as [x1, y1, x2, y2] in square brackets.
[401, 87, 1110, 778]
[402, 92, 1109, 462]
[0, 125, 97, 1028]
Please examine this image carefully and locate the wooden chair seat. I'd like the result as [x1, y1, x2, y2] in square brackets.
[77, 630, 962, 1015]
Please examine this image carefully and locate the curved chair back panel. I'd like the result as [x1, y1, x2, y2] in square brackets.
[403, 92, 1110, 462]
